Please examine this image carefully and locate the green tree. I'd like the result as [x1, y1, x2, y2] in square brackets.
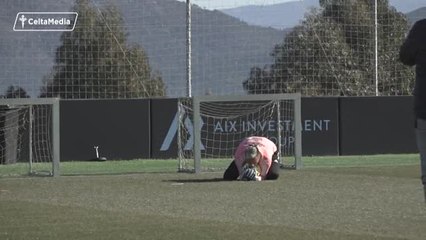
[244, 0, 414, 96]
[40, 0, 165, 99]
[3, 85, 30, 98]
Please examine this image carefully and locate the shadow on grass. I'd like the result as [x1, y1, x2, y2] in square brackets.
[164, 178, 226, 183]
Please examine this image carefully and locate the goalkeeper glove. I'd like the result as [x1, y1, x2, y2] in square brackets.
[241, 167, 256, 181]
[241, 164, 260, 181]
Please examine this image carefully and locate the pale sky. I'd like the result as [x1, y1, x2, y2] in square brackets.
[176, 0, 298, 10]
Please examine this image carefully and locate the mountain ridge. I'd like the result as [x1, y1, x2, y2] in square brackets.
[220, 0, 426, 29]
[0, 0, 285, 97]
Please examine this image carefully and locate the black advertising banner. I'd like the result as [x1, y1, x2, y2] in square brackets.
[151, 97, 340, 158]
[301, 97, 339, 155]
[339, 96, 416, 155]
[150, 98, 181, 158]
[60, 99, 150, 161]
[60, 96, 417, 160]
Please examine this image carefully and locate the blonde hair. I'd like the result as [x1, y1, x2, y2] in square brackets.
[244, 145, 260, 165]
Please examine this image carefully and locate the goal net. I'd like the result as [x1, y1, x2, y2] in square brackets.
[178, 94, 302, 173]
[0, 98, 60, 177]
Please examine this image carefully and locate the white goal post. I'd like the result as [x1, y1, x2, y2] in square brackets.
[0, 98, 60, 177]
[178, 93, 302, 173]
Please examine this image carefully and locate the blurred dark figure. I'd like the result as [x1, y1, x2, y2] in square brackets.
[399, 18, 426, 203]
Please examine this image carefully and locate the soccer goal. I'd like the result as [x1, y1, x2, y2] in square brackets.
[177, 94, 302, 173]
[0, 98, 60, 177]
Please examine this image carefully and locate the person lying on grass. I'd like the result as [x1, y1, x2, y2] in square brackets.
[223, 136, 280, 181]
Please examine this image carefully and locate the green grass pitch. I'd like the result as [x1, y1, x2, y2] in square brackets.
[0, 154, 425, 240]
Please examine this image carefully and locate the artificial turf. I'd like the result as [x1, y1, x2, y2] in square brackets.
[1, 156, 425, 240]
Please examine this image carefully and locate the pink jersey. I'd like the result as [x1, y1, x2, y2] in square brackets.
[234, 136, 277, 179]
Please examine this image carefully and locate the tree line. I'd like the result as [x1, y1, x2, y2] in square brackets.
[2, 0, 415, 98]
[243, 0, 414, 96]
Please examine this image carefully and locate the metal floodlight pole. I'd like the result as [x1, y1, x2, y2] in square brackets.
[374, 0, 379, 96]
[186, 0, 192, 98]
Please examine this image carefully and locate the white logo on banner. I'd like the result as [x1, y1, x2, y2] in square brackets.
[160, 111, 205, 151]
